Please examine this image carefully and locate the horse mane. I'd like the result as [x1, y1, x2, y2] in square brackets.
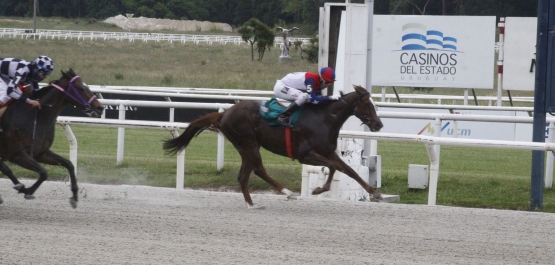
[30, 85, 54, 100]
[302, 87, 362, 111]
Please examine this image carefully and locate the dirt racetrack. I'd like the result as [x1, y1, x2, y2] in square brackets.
[1, 178, 555, 265]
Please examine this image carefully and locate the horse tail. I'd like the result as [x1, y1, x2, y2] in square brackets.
[163, 112, 223, 155]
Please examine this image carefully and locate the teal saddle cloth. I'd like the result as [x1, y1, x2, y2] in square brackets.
[260, 98, 304, 126]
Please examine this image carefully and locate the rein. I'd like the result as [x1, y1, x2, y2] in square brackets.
[339, 90, 369, 112]
[339, 90, 373, 124]
[50, 76, 96, 109]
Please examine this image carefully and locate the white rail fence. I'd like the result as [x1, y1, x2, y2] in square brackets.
[83, 84, 536, 107]
[0, 28, 311, 46]
[55, 98, 555, 206]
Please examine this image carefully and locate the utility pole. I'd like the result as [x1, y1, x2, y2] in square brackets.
[531, 0, 555, 210]
[33, 0, 37, 33]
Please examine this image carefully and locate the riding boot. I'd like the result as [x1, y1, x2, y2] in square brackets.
[277, 102, 300, 127]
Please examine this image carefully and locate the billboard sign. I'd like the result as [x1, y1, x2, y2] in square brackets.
[379, 108, 517, 141]
[372, 15, 496, 89]
[503, 17, 537, 91]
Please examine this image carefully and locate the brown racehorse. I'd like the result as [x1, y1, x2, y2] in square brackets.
[0, 69, 103, 208]
[163, 85, 383, 208]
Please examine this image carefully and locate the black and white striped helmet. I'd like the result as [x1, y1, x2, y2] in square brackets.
[33, 55, 54, 74]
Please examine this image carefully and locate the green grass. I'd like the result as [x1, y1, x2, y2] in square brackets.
[0, 17, 551, 212]
[0, 17, 313, 90]
[0, 38, 312, 90]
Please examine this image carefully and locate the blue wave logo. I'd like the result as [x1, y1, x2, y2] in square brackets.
[401, 23, 457, 51]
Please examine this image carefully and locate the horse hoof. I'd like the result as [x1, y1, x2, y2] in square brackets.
[69, 198, 78, 209]
[247, 204, 266, 210]
[24, 194, 35, 200]
[312, 187, 327, 195]
[281, 188, 298, 200]
[13, 183, 24, 192]
[371, 194, 384, 202]
[286, 194, 298, 200]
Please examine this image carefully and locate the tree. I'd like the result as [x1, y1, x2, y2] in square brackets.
[237, 18, 275, 61]
[301, 34, 319, 63]
[83, 0, 121, 18]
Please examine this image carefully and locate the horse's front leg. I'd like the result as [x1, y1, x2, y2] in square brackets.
[298, 151, 337, 195]
[35, 150, 78, 208]
[300, 151, 382, 200]
[330, 153, 382, 200]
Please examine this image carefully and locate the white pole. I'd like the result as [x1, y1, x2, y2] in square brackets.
[33, 0, 37, 33]
[217, 108, 225, 171]
[425, 143, 439, 206]
[61, 124, 78, 174]
[545, 122, 555, 188]
[497, 17, 505, 107]
[116, 103, 125, 165]
[434, 117, 442, 156]
[301, 165, 310, 197]
[171, 130, 185, 189]
[329, 167, 340, 199]
[428, 117, 442, 206]
[165, 97, 174, 122]
[363, 0, 375, 166]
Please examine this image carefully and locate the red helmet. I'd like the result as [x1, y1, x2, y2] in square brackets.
[319, 67, 336, 83]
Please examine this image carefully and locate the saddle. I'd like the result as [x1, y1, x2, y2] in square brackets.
[260, 98, 303, 127]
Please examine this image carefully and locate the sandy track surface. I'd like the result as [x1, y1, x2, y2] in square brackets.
[1, 178, 554, 265]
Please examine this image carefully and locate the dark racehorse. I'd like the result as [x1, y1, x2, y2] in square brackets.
[0, 69, 103, 208]
[164, 85, 383, 208]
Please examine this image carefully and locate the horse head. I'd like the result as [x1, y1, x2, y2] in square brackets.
[49, 68, 104, 117]
[344, 85, 383, 132]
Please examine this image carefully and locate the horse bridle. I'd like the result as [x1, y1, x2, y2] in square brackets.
[339, 90, 374, 124]
[50, 75, 97, 110]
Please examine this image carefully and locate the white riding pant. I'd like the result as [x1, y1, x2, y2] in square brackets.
[273, 80, 308, 106]
[0, 78, 11, 104]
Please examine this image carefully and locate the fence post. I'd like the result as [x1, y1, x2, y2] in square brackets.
[217, 107, 225, 171]
[545, 121, 555, 188]
[428, 117, 442, 206]
[425, 143, 439, 206]
[116, 103, 126, 165]
[61, 124, 78, 174]
[301, 165, 310, 197]
[170, 130, 185, 189]
[165, 96, 174, 122]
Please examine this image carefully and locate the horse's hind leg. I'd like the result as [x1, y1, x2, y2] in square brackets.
[237, 161, 258, 208]
[240, 147, 296, 200]
[0, 160, 33, 198]
[35, 150, 78, 208]
[0, 160, 23, 187]
[236, 148, 292, 209]
[8, 154, 48, 200]
[252, 163, 296, 199]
